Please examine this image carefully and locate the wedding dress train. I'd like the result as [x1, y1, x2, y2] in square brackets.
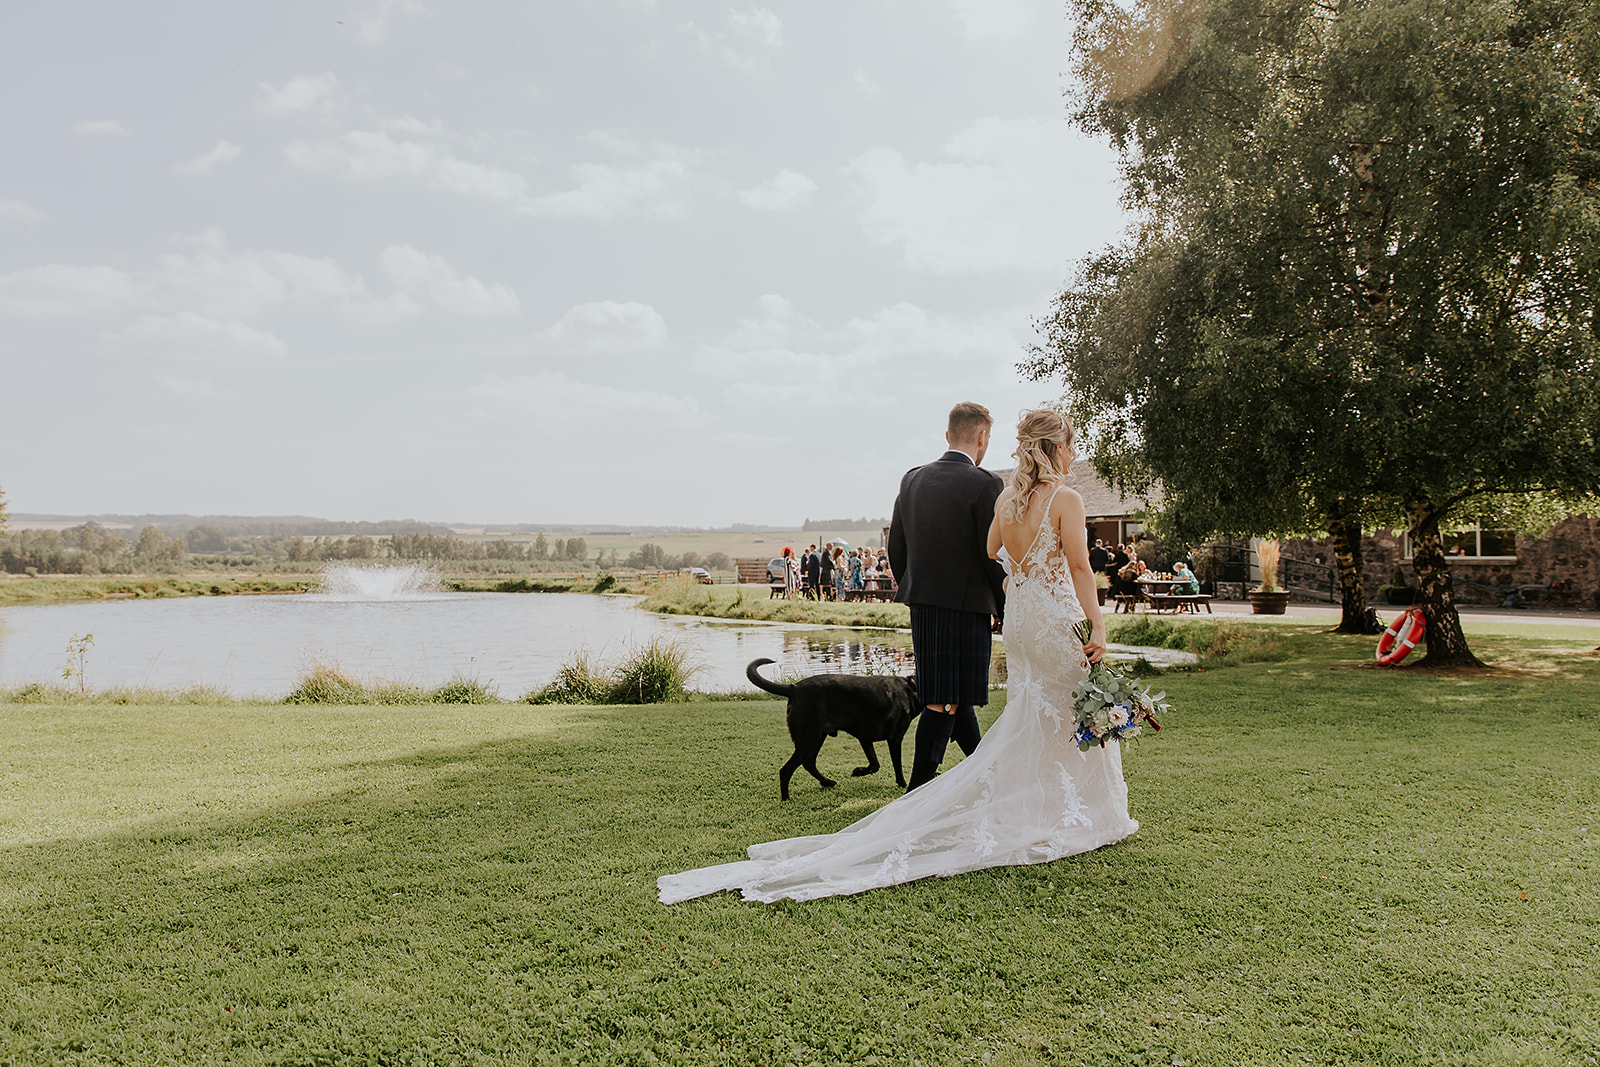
[658, 499, 1139, 904]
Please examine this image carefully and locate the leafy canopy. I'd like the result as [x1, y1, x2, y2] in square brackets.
[1031, 0, 1600, 544]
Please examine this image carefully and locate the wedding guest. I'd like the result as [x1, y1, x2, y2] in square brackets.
[802, 545, 821, 600]
[1172, 560, 1199, 594]
[782, 546, 799, 600]
[1089, 538, 1109, 575]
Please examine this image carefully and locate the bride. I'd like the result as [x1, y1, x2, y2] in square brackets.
[658, 409, 1139, 904]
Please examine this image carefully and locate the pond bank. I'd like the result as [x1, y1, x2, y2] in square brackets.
[0, 571, 628, 606]
[0, 573, 316, 606]
[640, 579, 911, 629]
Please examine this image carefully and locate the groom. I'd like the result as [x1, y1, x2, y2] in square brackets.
[888, 402, 1007, 791]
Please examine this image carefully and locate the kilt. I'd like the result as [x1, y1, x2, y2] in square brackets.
[908, 604, 993, 706]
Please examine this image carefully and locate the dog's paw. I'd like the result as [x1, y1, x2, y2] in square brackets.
[819, 778, 837, 789]
[851, 766, 876, 777]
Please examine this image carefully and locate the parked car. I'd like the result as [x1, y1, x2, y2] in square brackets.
[767, 557, 787, 582]
[685, 566, 713, 584]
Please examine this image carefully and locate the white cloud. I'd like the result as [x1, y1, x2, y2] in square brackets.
[258, 73, 340, 116]
[0, 198, 46, 224]
[679, 8, 782, 71]
[285, 129, 530, 202]
[286, 126, 695, 221]
[539, 301, 667, 352]
[356, 0, 426, 44]
[1, 234, 519, 330]
[379, 115, 444, 136]
[173, 141, 242, 175]
[0, 264, 134, 317]
[378, 245, 520, 317]
[145, 244, 371, 320]
[852, 69, 883, 97]
[465, 372, 698, 426]
[846, 116, 1125, 273]
[523, 155, 694, 221]
[728, 9, 783, 47]
[694, 295, 1025, 412]
[72, 119, 130, 137]
[946, 0, 1034, 40]
[739, 169, 817, 211]
[124, 313, 289, 360]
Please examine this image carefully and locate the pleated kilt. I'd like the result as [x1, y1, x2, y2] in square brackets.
[908, 604, 993, 706]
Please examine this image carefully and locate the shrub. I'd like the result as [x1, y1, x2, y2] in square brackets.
[608, 638, 699, 705]
[1107, 617, 1286, 666]
[525, 639, 700, 705]
[283, 660, 369, 704]
[526, 651, 611, 705]
[429, 674, 499, 704]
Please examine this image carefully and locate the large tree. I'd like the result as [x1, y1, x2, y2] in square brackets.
[1032, 0, 1600, 664]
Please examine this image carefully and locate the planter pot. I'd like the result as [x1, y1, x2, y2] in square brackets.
[1249, 590, 1291, 615]
[1097, 587, 1108, 606]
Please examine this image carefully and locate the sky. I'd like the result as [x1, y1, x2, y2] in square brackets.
[0, 0, 1128, 527]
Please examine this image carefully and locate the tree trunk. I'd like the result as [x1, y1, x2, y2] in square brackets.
[1325, 500, 1370, 633]
[1405, 499, 1484, 668]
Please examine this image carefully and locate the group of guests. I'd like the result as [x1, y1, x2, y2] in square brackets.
[779, 544, 891, 600]
[1088, 537, 1199, 599]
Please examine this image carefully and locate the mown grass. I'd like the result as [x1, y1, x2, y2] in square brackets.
[1, 627, 1597, 1064]
[642, 576, 911, 629]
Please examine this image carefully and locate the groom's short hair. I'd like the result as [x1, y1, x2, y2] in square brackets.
[947, 402, 992, 443]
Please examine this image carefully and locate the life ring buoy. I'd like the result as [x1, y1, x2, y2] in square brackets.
[1375, 608, 1426, 666]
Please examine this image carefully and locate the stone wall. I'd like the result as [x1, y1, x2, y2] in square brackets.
[1282, 515, 1600, 609]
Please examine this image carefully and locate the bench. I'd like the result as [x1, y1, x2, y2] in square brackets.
[1148, 593, 1212, 614]
[769, 582, 786, 599]
[1113, 593, 1140, 613]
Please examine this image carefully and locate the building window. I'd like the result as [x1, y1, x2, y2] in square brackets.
[1403, 524, 1518, 560]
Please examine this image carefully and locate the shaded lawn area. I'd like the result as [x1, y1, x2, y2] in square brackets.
[1, 628, 1597, 1065]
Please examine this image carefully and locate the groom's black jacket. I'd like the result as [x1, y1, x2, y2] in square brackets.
[888, 451, 1006, 619]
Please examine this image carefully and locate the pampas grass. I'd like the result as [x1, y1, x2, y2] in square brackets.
[1256, 538, 1281, 592]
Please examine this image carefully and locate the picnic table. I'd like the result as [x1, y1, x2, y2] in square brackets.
[844, 578, 897, 602]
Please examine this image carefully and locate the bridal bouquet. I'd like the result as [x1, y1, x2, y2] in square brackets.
[1069, 619, 1167, 751]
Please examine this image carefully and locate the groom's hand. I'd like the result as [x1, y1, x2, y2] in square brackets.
[991, 615, 1003, 635]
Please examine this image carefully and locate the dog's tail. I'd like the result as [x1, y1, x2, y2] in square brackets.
[745, 658, 796, 698]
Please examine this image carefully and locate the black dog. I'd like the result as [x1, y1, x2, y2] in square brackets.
[746, 658, 918, 800]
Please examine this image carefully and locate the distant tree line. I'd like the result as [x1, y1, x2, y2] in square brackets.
[1, 520, 737, 574]
[801, 517, 887, 532]
[0, 523, 186, 574]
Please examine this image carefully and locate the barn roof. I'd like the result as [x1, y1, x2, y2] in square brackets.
[990, 461, 1152, 520]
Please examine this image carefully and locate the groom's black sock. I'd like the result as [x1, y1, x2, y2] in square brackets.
[951, 704, 981, 756]
[907, 708, 955, 791]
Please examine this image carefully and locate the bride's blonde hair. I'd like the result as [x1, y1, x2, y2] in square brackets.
[1006, 408, 1075, 523]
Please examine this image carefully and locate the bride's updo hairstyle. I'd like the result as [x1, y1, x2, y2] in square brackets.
[1005, 408, 1075, 523]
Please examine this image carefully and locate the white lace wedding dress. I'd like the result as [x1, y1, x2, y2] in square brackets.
[657, 501, 1139, 904]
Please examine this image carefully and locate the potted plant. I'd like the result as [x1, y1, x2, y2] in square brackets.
[1248, 539, 1291, 614]
[1094, 571, 1110, 606]
[1377, 564, 1416, 606]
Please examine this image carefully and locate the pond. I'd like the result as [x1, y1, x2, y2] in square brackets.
[0, 574, 1193, 699]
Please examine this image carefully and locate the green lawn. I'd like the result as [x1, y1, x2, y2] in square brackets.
[2, 627, 1597, 1065]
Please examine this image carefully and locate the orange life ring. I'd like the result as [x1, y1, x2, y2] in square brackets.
[1375, 608, 1426, 666]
